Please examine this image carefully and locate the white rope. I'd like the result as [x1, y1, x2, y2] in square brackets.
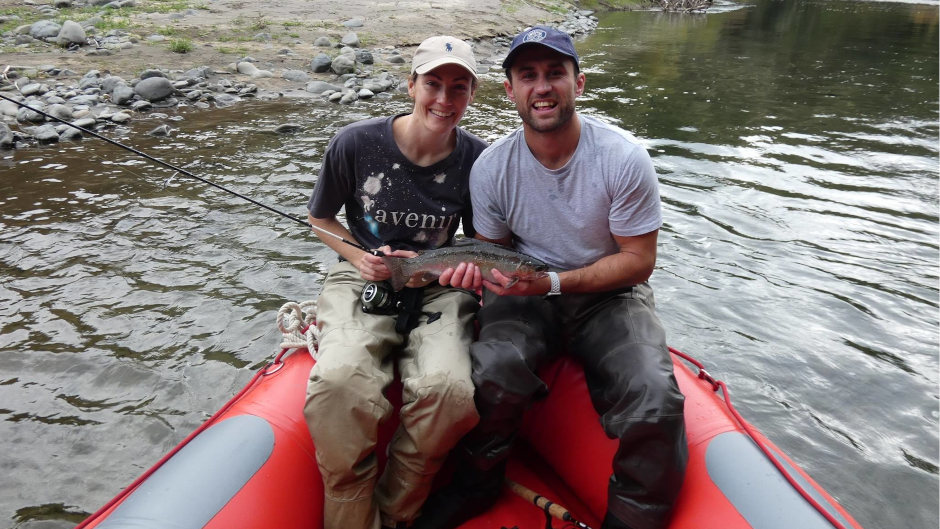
[276, 300, 320, 359]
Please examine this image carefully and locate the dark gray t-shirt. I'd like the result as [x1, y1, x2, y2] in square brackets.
[308, 115, 487, 252]
[470, 114, 662, 270]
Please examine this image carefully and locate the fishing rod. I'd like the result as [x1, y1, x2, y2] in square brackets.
[505, 478, 594, 529]
[0, 90, 369, 253]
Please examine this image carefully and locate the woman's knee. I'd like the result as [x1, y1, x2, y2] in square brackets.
[305, 363, 392, 430]
[400, 372, 479, 454]
[404, 371, 476, 419]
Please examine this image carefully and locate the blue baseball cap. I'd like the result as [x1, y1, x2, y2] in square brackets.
[501, 26, 580, 69]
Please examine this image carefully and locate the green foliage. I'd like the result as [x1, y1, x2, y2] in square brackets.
[0, 8, 32, 34]
[145, 0, 199, 14]
[536, 0, 574, 15]
[218, 45, 249, 56]
[169, 38, 194, 53]
[92, 17, 133, 32]
[157, 26, 181, 36]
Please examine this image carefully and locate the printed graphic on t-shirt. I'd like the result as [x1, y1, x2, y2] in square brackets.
[356, 162, 459, 249]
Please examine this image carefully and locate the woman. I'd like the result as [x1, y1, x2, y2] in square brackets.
[303, 36, 487, 529]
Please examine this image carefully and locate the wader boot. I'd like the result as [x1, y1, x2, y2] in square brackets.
[600, 512, 637, 529]
[409, 460, 505, 529]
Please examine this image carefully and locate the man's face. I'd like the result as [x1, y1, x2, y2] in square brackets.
[504, 47, 585, 134]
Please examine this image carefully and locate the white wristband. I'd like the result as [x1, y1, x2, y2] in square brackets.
[546, 271, 561, 296]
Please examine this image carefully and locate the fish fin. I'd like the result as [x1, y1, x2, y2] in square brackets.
[504, 277, 519, 288]
[382, 256, 408, 291]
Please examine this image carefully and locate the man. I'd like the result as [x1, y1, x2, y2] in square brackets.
[415, 26, 688, 529]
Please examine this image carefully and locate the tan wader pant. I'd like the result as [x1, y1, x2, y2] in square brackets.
[304, 261, 480, 529]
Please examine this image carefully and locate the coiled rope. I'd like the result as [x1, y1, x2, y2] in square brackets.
[276, 300, 320, 358]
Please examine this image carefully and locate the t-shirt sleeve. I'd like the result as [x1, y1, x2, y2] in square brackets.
[458, 132, 488, 239]
[609, 144, 663, 237]
[460, 189, 476, 238]
[307, 131, 355, 219]
[469, 151, 511, 240]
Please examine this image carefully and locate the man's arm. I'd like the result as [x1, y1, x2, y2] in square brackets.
[484, 230, 659, 296]
[561, 229, 658, 291]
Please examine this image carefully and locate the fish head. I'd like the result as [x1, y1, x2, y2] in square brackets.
[515, 257, 549, 279]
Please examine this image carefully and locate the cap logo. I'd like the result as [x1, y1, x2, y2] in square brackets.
[523, 29, 547, 43]
[445, 42, 453, 52]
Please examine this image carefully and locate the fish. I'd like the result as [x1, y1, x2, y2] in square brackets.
[381, 238, 549, 291]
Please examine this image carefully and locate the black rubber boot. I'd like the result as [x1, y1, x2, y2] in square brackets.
[600, 512, 636, 529]
[410, 462, 505, 529]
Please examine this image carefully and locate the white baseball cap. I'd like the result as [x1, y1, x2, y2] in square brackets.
[411, 36, 478, 80]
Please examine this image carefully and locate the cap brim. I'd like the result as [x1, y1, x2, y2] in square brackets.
[501, 42, 578, 69]
[413, 57, 479, 80]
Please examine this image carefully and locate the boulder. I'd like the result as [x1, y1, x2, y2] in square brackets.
[134, 77, 174, 101]
[330, 55, 356, 75]
[305, 80, 342, 94]
[57, 20, 86, 45]
[311, 53, 332, 73]
[29, 20, 61, 40]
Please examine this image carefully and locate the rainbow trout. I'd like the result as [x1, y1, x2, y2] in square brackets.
[382, 239, 549, 291]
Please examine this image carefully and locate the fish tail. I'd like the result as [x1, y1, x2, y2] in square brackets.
[382, 256, 408, 291]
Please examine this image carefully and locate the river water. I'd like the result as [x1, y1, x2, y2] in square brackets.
[1, 1, 937, 528]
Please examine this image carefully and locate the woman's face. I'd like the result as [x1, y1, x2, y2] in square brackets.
[408, 63, 476, 135]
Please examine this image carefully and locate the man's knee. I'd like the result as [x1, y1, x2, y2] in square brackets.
[470, 339, 546, 407]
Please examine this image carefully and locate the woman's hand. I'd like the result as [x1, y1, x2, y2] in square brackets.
[438, 262, 483, 291]
[355, 248, 390, 281]
[356, 245, 418, 282]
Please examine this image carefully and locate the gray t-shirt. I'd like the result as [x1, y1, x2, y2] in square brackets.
[470, 114, 662, 270]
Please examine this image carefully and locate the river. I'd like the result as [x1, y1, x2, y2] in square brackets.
[1, 1, 937, 528]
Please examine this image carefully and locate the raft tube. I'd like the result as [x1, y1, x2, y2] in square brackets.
[76, 346, 864, 529]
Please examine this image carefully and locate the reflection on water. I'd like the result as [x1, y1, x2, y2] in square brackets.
[1, 1, 937, 528]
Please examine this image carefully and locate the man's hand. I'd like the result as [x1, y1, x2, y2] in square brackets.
[483, 269, 551, 296]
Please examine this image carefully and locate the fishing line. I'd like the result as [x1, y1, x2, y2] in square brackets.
[0, 90, 368, 252]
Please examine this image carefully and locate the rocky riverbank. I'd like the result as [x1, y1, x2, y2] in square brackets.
[0, 0, 602, 149]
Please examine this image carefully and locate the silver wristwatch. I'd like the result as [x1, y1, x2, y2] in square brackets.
[546, 271, 561, 296]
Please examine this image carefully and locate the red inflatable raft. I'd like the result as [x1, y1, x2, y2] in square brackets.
[76, 334, 864, 529]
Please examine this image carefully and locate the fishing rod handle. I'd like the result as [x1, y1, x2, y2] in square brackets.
[505, 478, 584, 525]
